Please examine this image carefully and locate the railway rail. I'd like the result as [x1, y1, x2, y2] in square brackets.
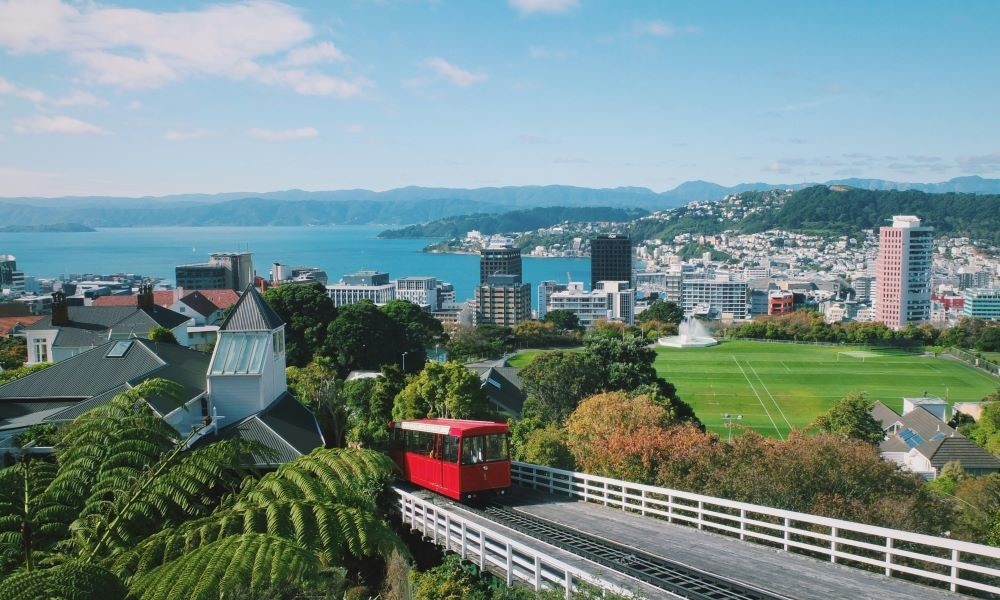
[473, 499, 793, 600]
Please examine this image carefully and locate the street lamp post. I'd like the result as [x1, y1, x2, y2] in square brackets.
[401, 351, 409, 372]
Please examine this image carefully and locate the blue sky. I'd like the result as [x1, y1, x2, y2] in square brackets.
[0, 0, 998, 197]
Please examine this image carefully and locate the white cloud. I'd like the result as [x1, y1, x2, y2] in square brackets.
[0, 1, 367, 98]
[164, 129, 214, 141]
[248, 127, 318, 141]
[282, 41, 348, 66]
[343, 124, 363, 134]
[126, 100, 142, 110]
[633, 20, 700, 37]
[14, 115, 108, 135]
[508, 0, 579, 16]
[422, 57, 486, 87]
[0, 76, 106, 106]
[763, 161, 791, 174]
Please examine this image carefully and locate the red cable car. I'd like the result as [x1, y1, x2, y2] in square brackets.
[388, 418, 511, 501]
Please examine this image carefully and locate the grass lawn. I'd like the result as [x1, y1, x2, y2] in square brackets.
[655, 341, 999, 439]
[982, 351, 1000, 364]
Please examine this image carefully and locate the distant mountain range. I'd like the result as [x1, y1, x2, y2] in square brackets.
[2, 176, 998, 227]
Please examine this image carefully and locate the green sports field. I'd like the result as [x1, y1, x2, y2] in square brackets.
[655, 341, 999, 439]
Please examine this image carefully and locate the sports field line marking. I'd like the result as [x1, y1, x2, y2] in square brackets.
[780, 361, 792, 373]
[747, 362, 794, 432]
[731, 355, 784, 440]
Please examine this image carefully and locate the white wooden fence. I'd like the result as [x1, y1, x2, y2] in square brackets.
[512, 462, 1000, 596]
[396, 488, 636, 599]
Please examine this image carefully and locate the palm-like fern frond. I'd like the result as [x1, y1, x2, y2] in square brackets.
[128, 533, 319, 600]
[111, 448, 403, 580]
[0, 560, 127, 600]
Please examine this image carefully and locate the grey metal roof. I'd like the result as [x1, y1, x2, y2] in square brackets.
[0, 339, 209, 423]
[897, 406, 955, 440]
[220, 285, 284, 332]
[197, 394, 322, 467]
[480, 366, 526, 416]
[870, 401, 901, 430]
[27, 305, 190, 349]
[0, 400, 78, 423]
[917, 436, 1000, 471]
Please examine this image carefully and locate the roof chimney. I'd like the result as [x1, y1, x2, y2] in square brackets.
[137, 282, 154, 309]
[51, 291, 69, 326]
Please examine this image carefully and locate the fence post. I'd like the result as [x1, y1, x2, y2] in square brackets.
[698, 500, 704, 530]
[885, 537, 893, 577]
[950, 549, 960, 592]
[603, 481, 609, 507]
[443, 514, 450, 551]
[534, 555, 542, 591]
[783, 517, 790, 551]
[830, 527, 837, 563]
[667, 494, 674, 524]
[461, 522, 467, 560]
[641, 489, 647, 516]
[739, 509, 746, 541]
[506, 542, 513, 585]
[564, 571, 572, 600]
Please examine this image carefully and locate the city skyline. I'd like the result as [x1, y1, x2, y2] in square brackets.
[1, 0, 998, 197]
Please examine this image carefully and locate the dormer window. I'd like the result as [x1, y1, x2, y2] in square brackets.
[272, 329, 285, 356]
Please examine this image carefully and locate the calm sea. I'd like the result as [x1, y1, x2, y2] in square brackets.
[0, 225, 590, 308]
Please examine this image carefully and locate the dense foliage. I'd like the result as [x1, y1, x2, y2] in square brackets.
[392, 361, 493, 420]
[810, 391, 884, 444]
[0, 337, 26, 370]
[0, 379, 403, 599]
[262, 283, 337, 367]
[741, 186, 1000, 243]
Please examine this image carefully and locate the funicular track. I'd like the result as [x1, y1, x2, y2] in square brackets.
[474, 501, 793, 600]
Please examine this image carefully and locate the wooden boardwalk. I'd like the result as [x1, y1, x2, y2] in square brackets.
[506, 488, 964, 600]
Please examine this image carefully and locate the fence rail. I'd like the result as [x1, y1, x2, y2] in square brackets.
[512, 462, 1000, 596]
[948, 347, 1000, 377]
[395, 488, 633, 599]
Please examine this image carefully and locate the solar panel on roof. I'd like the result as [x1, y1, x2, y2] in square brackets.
[106, 340, 133, 358]
[899, 428, 925, 449]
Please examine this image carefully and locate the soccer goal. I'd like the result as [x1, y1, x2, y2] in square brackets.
[837, 350, 877, 362]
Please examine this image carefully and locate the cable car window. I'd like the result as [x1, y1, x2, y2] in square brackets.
[461, 434, 508, 464]
[441, 435, 459, 463]
[406, 430, 435, 455]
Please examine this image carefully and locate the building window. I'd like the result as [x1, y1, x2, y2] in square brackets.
[32, 338, 49, 363]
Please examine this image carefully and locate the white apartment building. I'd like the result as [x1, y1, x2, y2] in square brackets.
[546, 281, 635, 328]
[681, 275, 750, 321]
[395, 276, 440, 311]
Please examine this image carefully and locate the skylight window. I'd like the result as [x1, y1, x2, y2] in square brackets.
[106, 340, 133, 358]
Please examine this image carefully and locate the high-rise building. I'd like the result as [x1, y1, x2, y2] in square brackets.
[395, 276, 440, 311]
[176, 252, 254, 291]
[546, 281, 635, 328]
[480, 243, 522, 284]
[474, 274, 531, 326]
[591, 234, 632, 290]
[962, 288, 1000, 320]
[681, 275, 750, 321]
[875, 216, 933, 329]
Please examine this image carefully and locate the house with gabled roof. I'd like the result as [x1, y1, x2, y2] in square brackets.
[24, 285, 193, 365]
[1, 286, 323, 467]
[466, 358, 527, 416]
[871, 401, 1000, 479]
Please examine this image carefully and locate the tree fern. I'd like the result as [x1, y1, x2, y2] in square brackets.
[128, 534, 319, 600]
[0, 561, 127, 600]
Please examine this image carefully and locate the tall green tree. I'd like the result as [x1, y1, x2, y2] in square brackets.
[637, 300, 684, 325]
[810, 391, 884, 444]
[963, 390, 1000, 455]
[392, 361, 492, 420]
[519, 350, 603, 424]
[326, 300, 410, 376]
[380, 299, 447, 350]
[341, 366, 407, 449]
[262, 283, 337, 367]
[542, 309, 580, 332]
[287, 358, 346, 448]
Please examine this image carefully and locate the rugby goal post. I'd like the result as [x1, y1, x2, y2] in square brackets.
[836, 351, 865, 363]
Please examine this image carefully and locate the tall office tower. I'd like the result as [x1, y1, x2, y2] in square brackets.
[474, 275, 532, 326]
[480, 243, 522, 284]
[875, 216, 933, 329]
[176, 251, 254, 291]
[1, 255, 16, 288]
[591, 234, 632, 290]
